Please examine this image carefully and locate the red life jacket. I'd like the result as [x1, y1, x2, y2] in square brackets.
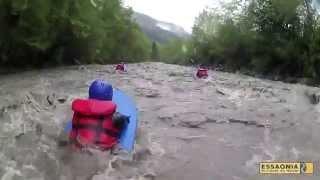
[69, 99, 120, 149]
[115, 64, 125, 72]
[196, 68, 208, 78]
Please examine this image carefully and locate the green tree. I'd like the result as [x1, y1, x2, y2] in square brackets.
[190, 0, 320, 81]
[0, 0, 151, 67]
[151, 41, 160, 61]
[160, 38, 191, 64]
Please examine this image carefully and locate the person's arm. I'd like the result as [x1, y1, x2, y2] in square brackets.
[112, 112, 130, 130]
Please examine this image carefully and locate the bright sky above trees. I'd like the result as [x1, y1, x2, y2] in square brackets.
[123, 0, 221, 32]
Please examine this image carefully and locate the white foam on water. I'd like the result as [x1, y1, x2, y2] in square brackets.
[1, 167, 21, 180]
[232, 176, 242, 180]
[22, 165, 36, 171]
[245, 154, 262, 175]
[290, 147, 301, 159]
[149, 140, 165, 157]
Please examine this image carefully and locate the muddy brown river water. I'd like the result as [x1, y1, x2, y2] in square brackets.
[0, 62, 320, 180]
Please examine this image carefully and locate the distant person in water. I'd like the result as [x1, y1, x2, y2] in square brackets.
[69, 80, 129, 151]
[115, 62, 127, 73]
[196, 64, 209, 79]
[215, 64, 224, 71]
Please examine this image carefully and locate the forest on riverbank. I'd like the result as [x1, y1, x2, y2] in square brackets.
[162, 0, 320, 82]
[0, 0, 151, 67]
[2, 0, 320, 83]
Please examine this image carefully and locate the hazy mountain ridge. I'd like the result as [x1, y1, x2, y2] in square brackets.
[132, 12, 190, 43]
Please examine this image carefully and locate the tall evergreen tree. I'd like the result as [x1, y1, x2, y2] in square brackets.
[151, 41, 160, 61]
[0, 0, 151, 67]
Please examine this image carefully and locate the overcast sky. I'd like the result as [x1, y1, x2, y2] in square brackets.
[123, 0, 220, 33]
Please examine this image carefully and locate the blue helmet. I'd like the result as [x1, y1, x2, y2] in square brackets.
[89, 80, 113, 101]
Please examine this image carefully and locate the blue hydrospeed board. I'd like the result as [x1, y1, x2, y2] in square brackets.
[64, 88, 138, 152]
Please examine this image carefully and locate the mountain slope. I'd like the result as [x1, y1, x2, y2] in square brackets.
[132, 12, 190, 44]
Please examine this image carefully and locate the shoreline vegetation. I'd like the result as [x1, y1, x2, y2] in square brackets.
[0, 0, 151, 67]
[1, 0, 320, 87]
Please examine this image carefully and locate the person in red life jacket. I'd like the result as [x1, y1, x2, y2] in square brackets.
[115, 62, 126, 72]
[196, 65, 209, 79]
[69, 80, 129, 151]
